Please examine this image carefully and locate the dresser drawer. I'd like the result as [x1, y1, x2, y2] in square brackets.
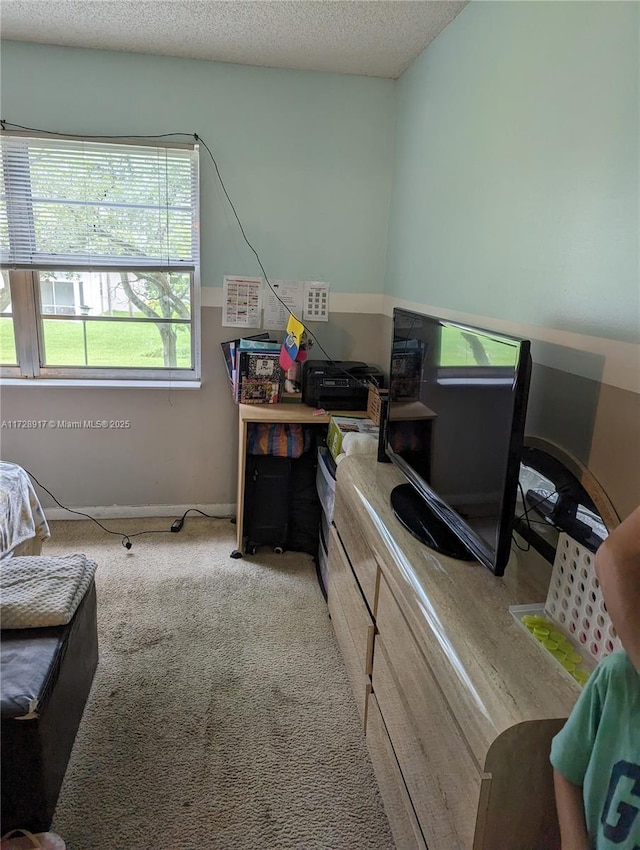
[333, 485, 379, 612]
[374, 575, 484, 849]
[327, 525, 375, 677]
[327, 588, 370, 726]
[366, 693, 427, 850]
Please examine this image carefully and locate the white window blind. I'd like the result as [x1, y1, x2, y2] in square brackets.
[0, 134, 199, 269]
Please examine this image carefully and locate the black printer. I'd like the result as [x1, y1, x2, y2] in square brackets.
[302, 360, 384, 410]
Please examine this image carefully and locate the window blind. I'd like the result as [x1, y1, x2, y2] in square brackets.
[0, 134, 199, 269]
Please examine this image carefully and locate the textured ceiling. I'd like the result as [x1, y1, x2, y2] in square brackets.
[0, 1, 469, 79]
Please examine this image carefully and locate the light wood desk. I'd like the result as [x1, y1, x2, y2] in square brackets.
[232, 403, 364, 557]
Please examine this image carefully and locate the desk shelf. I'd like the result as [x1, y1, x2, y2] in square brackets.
[233, 404, 364, 557]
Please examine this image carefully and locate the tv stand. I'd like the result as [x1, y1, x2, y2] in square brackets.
[328, 455, 580, 849]
[390, 483, 475, 561]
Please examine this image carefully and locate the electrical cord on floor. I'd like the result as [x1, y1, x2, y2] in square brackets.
[22, 466, 226, 550]
[170, 507, 227, 532]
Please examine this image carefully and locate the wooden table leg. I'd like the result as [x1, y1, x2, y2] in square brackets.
[231, 416, 247, 558]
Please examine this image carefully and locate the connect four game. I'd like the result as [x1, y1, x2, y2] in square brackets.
[511, 532, 621, 686]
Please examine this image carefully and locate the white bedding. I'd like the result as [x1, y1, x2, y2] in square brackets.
[0, 462, 51, 560]
[1, 553, 97, 629]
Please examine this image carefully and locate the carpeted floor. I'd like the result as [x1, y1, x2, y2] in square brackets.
[44, 517, 394, 850]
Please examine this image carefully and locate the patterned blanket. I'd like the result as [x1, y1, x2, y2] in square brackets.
[1, 553, 97, 629]
[0, 462, 50, 560]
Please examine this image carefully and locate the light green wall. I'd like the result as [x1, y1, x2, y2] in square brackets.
[0, 41, 394, 295]
[386, 0, 639, 344]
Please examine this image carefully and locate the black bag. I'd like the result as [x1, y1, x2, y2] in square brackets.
[244, 455, 292, 554]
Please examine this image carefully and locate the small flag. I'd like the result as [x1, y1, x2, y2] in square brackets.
[279, 313, 305, 371]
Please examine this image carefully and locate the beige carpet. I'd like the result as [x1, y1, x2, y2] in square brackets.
[44, 517, 394, 850]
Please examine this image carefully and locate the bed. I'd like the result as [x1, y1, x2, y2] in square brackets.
[0, 462, 51, 560]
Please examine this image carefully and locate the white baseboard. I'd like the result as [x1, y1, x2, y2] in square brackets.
[45, 503, 236, 521]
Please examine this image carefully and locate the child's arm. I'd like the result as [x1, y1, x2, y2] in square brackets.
[553, 769, 590, 850]
[595, 505, 640, 672]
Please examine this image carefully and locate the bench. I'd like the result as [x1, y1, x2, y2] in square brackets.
[1, 579, 98, 833]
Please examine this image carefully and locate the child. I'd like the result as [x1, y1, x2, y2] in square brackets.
[550, 506, 640, 850]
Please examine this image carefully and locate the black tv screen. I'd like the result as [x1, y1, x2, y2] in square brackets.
[385, 307, 532, 576]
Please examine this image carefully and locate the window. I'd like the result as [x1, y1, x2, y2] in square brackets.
[436, 325, 519, 386]
[438, 326, 518, 368]
[0, 133, 200, 382]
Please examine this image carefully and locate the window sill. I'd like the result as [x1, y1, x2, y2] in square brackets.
[0, 378, 202, 389]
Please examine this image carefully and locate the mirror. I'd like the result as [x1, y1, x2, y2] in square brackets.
[515, 436, 620, 563]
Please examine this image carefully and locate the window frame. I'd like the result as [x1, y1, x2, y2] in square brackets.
[0, 133, 201, 385]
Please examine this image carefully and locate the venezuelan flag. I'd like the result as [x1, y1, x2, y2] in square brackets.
[279, 313, 305, 371]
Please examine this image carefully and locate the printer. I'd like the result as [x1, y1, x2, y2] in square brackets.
[302, 360, 384, 410]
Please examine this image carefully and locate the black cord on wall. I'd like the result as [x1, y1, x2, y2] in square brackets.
[0, 120, 370, 387]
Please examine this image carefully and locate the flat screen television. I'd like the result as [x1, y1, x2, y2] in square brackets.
[385, 307, 532, 576]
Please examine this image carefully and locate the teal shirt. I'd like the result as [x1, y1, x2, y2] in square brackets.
[550, 651, 640, 849]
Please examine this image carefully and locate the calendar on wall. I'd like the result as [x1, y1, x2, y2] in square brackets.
[222, 275, 263, 327]
[222, 277, 330, 327]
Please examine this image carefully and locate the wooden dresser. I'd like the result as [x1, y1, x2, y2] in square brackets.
[327, 455, 581, 850]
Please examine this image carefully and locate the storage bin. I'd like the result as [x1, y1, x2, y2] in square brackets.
[320, 506, 331, 552]
[316, 447, 337, 523]
[327, 416, 378, 461]
[317, 524, 329, 597]
[1, 582, 99, 833]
